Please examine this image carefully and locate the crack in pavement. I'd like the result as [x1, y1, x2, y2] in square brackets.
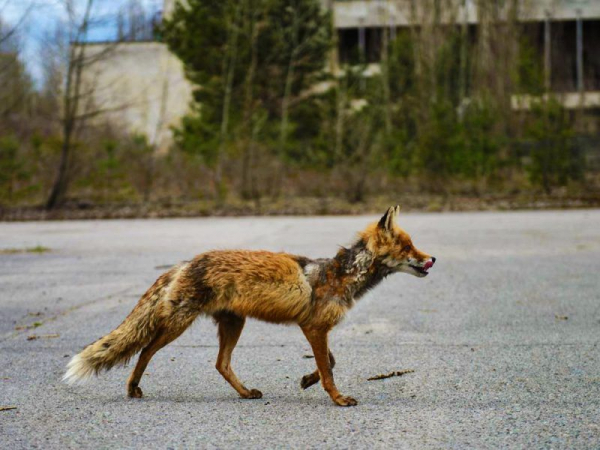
[0, 286, 138, 343]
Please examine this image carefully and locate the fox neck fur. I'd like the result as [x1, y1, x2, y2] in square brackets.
[301, 239, 395, 310]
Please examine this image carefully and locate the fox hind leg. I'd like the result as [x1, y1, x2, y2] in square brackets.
[214, 312, 262, 399]
[126, 326, 188, 398]
[300, 350, 335, 390]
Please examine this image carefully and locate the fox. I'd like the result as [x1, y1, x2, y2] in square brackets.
[63, 206, 435, 406]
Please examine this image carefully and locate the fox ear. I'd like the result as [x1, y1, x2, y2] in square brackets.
[378, 206, 398, 232]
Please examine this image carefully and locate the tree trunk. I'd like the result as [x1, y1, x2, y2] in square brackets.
[215, 1, 242, 202]
[46, 131, 72, 209]
[46, 0, 94, 210]
[275, 11, 299, 199]
[240, 5, 259, 200]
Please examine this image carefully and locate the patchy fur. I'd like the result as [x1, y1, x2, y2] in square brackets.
[64, 206, 435, 407]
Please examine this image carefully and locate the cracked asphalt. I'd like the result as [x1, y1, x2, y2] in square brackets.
[1, 210, 599, 449]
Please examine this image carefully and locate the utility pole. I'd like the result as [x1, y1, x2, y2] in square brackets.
[459, 0, 468, 105]
[327, 0, 338, 74]
[544, 11, 551, 93]
[358, 17, 366, 91]
[576, 8, 584, 128]
[576, 9, 584, 95]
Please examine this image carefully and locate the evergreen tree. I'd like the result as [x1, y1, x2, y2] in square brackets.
[162, 0, 331, 199]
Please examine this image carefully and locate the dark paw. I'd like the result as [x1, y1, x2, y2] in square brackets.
[242, 389, 263, 399]
[127, 386, 143, 399]
[300, 373, 319, 390]
[334, 395, 358, 407]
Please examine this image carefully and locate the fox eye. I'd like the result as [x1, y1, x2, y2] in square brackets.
[402, 245, 411, 252]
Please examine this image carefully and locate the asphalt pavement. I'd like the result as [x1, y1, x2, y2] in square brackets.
[1, 210, 599, 449]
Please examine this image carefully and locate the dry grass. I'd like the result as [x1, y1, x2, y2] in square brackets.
[1, 192, 600, 222]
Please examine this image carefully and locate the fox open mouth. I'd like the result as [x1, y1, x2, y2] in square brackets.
[410, 265, 429, 275]
[410, 259, 434, 276]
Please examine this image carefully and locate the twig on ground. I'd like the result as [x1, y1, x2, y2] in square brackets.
[0, 406, 17, 412]
[367, 369, 415, 381]
[27, 334, 60, 341]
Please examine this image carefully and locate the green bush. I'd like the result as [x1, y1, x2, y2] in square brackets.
[524, 98, 583, 193]
[0, 135, 30, 204]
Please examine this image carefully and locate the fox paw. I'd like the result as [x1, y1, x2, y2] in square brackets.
[241, 389, 263, 399]
[127, 386, 143, 399]
[300, 373, 320, 390]
[334, 395, 358, 407]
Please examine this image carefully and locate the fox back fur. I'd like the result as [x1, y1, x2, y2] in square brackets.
[64, 206, 436, 406]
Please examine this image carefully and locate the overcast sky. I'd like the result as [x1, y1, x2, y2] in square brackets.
[1, 0, 162, 84]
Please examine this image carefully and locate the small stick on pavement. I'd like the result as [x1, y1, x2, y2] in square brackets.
[27, 334, 60, 341]
[367, 369, 415, 381]
[0, 406, 17, 412]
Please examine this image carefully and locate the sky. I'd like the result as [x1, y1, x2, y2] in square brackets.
[1, 0, 162, 85]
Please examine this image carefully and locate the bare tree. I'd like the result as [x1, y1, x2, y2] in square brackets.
[46, 0, 133, 209]
[46, 0, 95, 209]
[239, 2, 261, 201]
[0, 1, 34, 47]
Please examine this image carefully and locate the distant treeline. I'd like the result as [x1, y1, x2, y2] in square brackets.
[0, 0, 598, 210]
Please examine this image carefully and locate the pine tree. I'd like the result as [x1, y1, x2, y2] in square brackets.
[162, 0, 331, 199]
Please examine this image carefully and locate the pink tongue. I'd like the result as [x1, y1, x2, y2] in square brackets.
[423, 260, 433, 270]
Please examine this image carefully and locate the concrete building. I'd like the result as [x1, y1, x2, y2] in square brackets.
[81, 40, 192, 152]
[85, 0, 600, 148]
[335, 0, 600, 110]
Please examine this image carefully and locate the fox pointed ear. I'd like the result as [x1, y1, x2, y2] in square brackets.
[378, 206, 397, 232]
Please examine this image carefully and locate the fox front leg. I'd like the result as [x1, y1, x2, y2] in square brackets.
[300, 350, 335, 390]
[301, 328, 357, 407]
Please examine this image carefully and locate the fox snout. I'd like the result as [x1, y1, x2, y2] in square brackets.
[408, 255, 436, 277]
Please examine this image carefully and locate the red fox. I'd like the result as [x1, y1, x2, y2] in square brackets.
[64, 206, 435, 406]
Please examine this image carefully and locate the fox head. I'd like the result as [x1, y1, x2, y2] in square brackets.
[360, 206, 436, 278]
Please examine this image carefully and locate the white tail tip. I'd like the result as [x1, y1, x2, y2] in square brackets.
[62, 354, 94, 385]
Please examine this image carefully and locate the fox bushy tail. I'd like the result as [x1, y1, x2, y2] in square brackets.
[63, 271, 173, 385]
